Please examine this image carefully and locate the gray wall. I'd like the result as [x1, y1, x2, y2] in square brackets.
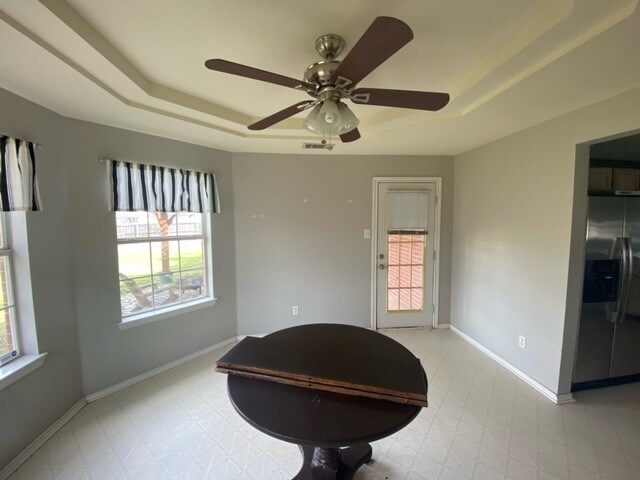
[0, 87, 238, 468]
[232, 153, 453, 335]
[63, 119, 237, 395]
[451, 86, 640, 395]
[0, 90, 83, 468]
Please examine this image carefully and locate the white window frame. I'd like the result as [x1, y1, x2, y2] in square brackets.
[116, 212, 216, 329]
[0, 214, 20, 366]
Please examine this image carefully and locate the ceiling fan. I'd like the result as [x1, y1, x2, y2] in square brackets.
[205, 16, 449, 143]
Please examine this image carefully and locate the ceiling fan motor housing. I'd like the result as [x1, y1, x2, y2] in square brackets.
[303, 60, 341, 87]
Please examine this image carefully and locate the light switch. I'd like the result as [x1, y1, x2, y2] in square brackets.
[364, 229, 371, 239]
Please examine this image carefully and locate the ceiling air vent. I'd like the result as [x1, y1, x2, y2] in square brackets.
[302, 142, 334, 151]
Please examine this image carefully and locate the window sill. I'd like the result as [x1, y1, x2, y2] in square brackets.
[0, 353, 48, 391]
[119, 297, 218, 330]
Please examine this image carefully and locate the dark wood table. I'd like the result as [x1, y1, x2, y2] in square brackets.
[226, 324, 424, 479]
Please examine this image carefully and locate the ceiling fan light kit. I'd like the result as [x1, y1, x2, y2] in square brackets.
[302, 100, 359, 137]
[337, 102, 359, 134]
[318, 99, 340, 125]
[205, 16, 450, 144]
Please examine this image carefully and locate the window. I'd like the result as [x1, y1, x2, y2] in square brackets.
[0, 215, 19, 366]
[387, 232, 425, 312]
[386, 190, 428, 312]
[116, 211, 211, 318]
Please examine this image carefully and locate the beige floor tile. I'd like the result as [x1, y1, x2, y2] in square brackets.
[4, 328, 640, 479]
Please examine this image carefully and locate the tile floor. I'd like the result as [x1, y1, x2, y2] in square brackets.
[7, 328, 640, 480]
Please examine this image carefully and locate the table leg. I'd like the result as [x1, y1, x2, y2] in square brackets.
[293, 444, 373, 480]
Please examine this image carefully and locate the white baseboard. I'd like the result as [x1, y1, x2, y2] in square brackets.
[448, 325, 574, 405]
[236, 333, 267, 341]
[0, 398, 87, 480]
[555, 393, 576, 405]
[86, 336, 238, 402]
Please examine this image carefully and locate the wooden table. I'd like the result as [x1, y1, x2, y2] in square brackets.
[226, 324, 425, 479]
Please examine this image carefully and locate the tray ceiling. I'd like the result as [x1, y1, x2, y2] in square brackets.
[0, 0, 639, 155]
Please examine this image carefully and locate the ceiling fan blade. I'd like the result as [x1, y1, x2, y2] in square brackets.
[340, 128, 361, 143]
[205, 59, 315, 91]
[351, 88, 450, 111]
[330, 17, 413, 87]
[248, 101, 316, 130]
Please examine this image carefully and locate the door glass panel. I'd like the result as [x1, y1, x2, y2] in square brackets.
[411, 289, 423, 310]
[387, 232, 425, 312]
[388, 266, 399, 288]
[388, 290, 399, 311]
[399, 289, 411, 310]
[411, 265, 423, 288]
[399, 265, 411, 287]
[388, 242, 399, 264]
[400, 241, 411, 264]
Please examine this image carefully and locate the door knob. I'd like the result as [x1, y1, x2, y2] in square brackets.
[379, 253, 385, 259]
[378, 264, 385, 270]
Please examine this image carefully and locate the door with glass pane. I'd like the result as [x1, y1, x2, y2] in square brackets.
[376, 182, 436, 328]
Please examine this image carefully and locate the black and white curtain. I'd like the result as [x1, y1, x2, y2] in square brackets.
[107, 160, 220, 213]
[0, 135, 42, 212]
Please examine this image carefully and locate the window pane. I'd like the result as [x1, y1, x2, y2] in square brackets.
[411, 266, 423, 288]
[118, 243, 151, 278]
[181, 269, 206, 301]
[399, 289, 411, 310]
[116, 212, 209, 319]
[411, 241, 424, 264]
[151, 240, 179, 275]
[152, 273, 181, 308]
[399, 266, 411, 288]
[0, 256, 11, 309]
[116, 212, 150, 239]
[388, 241, 399, 265]
[176, 213, 203, 236]
[387, 289, 399, 312]
[179, 239, 204, 271]
[0, 307, 16, 359]
[150, 212, 178, 237]
[120, 277, 153, 316]
[411, 289, 423, 310]
[400, 243, 411, 264]
[388, 266, 399, 289]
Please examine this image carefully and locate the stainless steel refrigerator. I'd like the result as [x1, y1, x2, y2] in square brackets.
[573, 196, 640, 387]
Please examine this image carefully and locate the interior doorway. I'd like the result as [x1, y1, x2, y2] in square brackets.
[371, 178, 442, 330]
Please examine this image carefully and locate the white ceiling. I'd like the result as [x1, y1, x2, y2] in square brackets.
[0, 0, 639, 155]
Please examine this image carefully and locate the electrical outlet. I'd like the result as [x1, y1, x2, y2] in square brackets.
[518, 335, 526, 349]
[292, 306, 299, 316]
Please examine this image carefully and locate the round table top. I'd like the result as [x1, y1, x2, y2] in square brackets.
[227, 324, 422, 448]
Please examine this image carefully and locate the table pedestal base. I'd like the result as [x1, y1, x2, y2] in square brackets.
[294, 444, 372, 480]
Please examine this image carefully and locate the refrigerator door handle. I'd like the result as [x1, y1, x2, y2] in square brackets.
[613, 237, 632, 324]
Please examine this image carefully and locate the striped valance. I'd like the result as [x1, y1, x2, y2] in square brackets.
[0, 135, 42, 212]
[107, 160, 220, 213]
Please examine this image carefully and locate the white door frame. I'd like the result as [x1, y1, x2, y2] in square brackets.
[371, 177, 443, 330]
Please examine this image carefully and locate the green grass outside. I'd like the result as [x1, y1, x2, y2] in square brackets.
[118, 246, 204, 296]
[0, 318, 10, 357]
